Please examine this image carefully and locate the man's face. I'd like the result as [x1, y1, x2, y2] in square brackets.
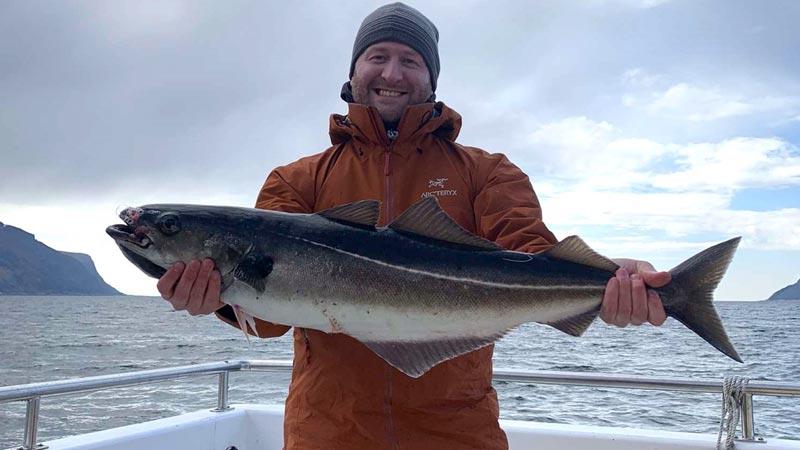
[350, 41, 432, 123]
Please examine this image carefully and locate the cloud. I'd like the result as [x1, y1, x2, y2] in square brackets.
[622, 68, 664, 88]
[635, 0, 671, 8]
[511, 116, 800, 251]
[81, 1, 200, 44]
[651, 138, 800, 191]
[0, 2, 351, 205]
[549, 191, 800, 249]
[649, 83, 752, 120]
[648, 83, 797, 121]
[516, 116, 799, 194]
[517, 117, 669, 188]
[620, 69, 800, 122]
[587, 0, 672, 9]
[1, 1, 798, 300]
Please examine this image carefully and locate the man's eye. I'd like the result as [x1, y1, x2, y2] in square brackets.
[403, 58, 421, 66]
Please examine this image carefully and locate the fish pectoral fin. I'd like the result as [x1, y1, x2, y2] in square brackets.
[545, 308, 599, 337]
[360, 332, 507, 378]
[388, 197, 502, 251]
[233, 251, 274, 294]
[544, 236, 619, 272]
[316, 200, 381, 228]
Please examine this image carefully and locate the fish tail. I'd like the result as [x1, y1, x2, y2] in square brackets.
[660, 237, 743, 362]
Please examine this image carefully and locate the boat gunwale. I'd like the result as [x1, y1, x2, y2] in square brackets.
[2, 358, 799, 449]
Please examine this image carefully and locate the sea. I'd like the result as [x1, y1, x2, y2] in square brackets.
[0, 296, 798, 447]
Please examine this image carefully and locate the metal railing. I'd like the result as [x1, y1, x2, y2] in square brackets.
[2, 359, 799, 450]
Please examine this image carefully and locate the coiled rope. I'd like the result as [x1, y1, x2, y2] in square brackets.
[717, 376, 750, 450]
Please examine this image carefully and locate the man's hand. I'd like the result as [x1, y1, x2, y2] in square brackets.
[157, 259, 224, 315]
[600, 258, 670, 327]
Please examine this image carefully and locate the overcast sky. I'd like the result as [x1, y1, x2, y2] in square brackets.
[1, 0, 798, 300]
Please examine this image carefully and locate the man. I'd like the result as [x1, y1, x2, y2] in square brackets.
[157, 3, 670, 449]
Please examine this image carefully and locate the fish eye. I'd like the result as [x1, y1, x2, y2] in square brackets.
[157, 213, 181, 235]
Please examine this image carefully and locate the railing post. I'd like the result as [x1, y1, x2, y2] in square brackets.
[737, 392, 764, 442]
[211, 372, 232, 412]
[21, 396, 47, 450]
[740, 393, 754, 440]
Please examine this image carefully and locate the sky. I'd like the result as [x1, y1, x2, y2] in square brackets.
[1, 0, 798, 300]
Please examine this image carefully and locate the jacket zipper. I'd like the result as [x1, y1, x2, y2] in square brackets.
[300, 328, 311, 364]
[369, 110, 399, 449]
[383, 144, 398, 449]
[365, 108, 396, 224]
[384, 366, 398, 450]
[383, 146, 399, 450]
[384, 146, 393, 222]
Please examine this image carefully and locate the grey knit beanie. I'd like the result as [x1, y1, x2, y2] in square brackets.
[349, 2, 440, 92]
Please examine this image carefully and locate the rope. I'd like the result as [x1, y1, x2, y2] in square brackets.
[717, 376, 750, 450]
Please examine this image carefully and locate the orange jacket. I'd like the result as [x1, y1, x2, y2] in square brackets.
[217, 102, 557, 450]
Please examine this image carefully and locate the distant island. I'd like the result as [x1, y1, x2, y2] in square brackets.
[767, 278, 800, 301]
[0, 221, 121, 295]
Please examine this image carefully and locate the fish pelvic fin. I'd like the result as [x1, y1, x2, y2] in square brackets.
[232, 304, 260, 344]
[660, 237, 743, 363]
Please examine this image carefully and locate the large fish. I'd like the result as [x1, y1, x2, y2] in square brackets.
[107, 197, 742, 377]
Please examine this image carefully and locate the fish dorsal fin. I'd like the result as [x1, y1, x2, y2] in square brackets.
[388, 197, 502, 250]
[544, 236, 619, 272]
[316, 200, 381, 228]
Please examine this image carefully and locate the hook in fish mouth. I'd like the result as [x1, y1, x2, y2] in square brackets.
[105, 224, 152, 249]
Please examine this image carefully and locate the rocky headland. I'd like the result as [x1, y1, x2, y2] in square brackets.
[0, 221, 121, 295]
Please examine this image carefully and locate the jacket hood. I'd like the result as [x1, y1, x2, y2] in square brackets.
[329, 102, 462, 148]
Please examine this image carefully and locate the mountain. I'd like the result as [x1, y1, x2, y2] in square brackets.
[0, 221, 122, 295]
[767, 278, 800, 301]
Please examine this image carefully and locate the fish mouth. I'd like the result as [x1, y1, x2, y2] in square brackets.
[106, 224, 152, 249]
[106, 224, 166, 279]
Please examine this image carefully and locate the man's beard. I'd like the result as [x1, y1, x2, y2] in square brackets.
[350, 79, 432, 123]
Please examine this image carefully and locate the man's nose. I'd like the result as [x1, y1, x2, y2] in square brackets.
[381, 59, 403, 83]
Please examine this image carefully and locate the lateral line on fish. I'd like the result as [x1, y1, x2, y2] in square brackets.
[274, 231, 602, 291]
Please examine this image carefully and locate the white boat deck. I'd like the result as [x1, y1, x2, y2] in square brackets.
[41, 403, 800, 450]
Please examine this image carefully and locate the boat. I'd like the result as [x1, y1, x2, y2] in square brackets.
[2, 359, 799, 450]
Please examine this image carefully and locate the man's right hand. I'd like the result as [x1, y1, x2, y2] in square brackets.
[157, 259, 224, 315]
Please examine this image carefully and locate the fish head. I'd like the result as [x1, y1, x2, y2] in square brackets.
[106, 205, 252, 280]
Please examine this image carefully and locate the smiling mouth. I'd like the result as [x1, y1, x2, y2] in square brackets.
[106, 224, 152, 249]
[374, 89, 406, 97]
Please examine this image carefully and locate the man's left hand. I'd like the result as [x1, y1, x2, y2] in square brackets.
[600, 259, 670, 327]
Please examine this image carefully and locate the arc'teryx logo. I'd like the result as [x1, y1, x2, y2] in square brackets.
[422, 177, 458, 198]
[429, 178, 448, 188]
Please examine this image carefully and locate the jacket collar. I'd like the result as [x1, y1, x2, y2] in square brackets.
[329, 102, 462, 152]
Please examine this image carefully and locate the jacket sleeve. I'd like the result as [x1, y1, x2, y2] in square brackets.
[472, 152, 558, 253]
[214, 159, 318, 338]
